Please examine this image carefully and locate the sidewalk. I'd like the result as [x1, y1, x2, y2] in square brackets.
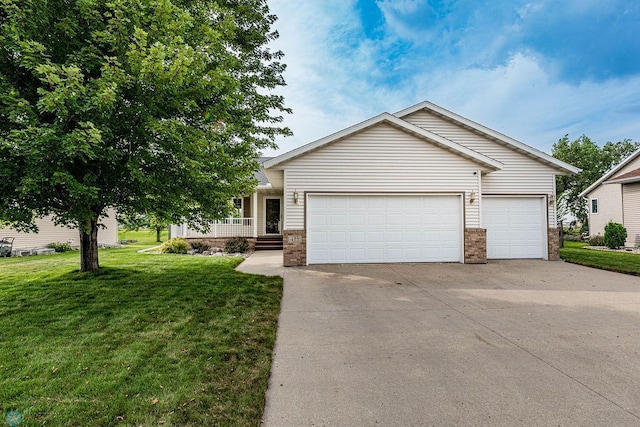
[235, 250, 284, 277]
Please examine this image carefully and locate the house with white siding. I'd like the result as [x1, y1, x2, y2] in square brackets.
[580, 148, 640, 247]
[173, 100, 579, 265]
[1, 210, 119, 253]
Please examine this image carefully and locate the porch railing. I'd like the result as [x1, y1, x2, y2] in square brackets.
[177, 218, 255, 238]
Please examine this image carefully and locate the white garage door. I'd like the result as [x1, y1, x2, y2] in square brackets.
[483, 197, 547, 259]
[307, 195, 462, 264]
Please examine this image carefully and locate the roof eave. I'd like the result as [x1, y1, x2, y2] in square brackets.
[579, 148, 640, 197]
[264, 113, 504, 172]
[605, 177, 640, 185]
[394, 101, 581, 175]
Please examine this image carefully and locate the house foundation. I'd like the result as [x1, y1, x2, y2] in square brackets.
[464, 228, 487, 264]
[283, 230, 306, 266]
[547, 228, 560, 261]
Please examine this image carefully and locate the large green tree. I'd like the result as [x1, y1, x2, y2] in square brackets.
[0, 0, 290, 271]
[553, 135, 639, 222]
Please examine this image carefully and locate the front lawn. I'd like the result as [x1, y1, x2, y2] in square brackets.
[0, 241, 282, 425]
[118, 228, 169, 246]
[560, 240, 640, 276]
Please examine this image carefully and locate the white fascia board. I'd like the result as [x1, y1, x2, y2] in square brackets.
[579, 148, 640, 197]
[263, 112, 503, 172]
[605, 176, 640, 185]
[394, 101, 581, 175]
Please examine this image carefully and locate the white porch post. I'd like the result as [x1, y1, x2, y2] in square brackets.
[253, 191, 258, 238]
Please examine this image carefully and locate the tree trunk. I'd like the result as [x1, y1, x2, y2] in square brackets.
[80, 218, 99, 272]
[156, 227, 161, 242]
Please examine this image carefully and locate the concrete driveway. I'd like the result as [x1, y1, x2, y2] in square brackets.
[262, 260, 640, 426]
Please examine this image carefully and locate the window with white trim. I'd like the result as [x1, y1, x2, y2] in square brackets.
[591, 198, 598, 214]
[233, 198, 243, 216]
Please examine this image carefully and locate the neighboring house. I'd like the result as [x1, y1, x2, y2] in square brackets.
[579, 148, 640, 247]
[0, 210, 119, 252]
[173, 101, 579, 266]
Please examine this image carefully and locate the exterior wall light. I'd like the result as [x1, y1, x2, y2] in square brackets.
[469, 191, 476, 204]
[293, 190, 299, 204]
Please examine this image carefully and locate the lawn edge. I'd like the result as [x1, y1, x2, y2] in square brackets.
[560, 258, 640, 277]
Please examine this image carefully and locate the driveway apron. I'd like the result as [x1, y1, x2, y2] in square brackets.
[262, 260, 640, 426]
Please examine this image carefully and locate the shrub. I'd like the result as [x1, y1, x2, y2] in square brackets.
[224, 237, 249, 253]
[159, 238, 189, 254]
[588, 235, 605, 246]
[47, 242, 74, 252]
[190, 241, 209, 253]
[604, 222, 627, 249]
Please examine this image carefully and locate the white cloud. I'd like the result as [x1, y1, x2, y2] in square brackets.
[414, 54, 640, 151]
[265, 1, 640, 157]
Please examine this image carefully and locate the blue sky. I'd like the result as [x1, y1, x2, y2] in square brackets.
[266, 0, 640, 156]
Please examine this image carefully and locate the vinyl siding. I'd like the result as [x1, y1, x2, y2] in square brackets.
[2, 210, 118, 250]
[277, 123, 481, 230]
[404, 110, 558, 224]
[585, 156, 640, 238]
[612, 155, 640, 177]
[623, 183, 640, 247]
[587, 183, 623, 238]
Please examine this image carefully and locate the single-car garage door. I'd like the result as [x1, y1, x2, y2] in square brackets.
[307, 194, 462, 264]
[483, 197, 547, 259]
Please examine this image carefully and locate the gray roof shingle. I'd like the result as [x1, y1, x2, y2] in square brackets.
[255, 156, 273, 185]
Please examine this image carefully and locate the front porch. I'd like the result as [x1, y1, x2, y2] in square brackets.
[170, 189, 284, 240]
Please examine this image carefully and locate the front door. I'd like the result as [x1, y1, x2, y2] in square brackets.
[265, 198, 281, 234]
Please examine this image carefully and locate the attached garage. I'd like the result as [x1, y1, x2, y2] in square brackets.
[307, 194, 463, 264]
[483, 197, 548, 259]
[261, 102, 579, 266]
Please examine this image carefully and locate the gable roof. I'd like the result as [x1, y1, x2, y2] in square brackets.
[263, 112, 504, 172]
[580, 147, 640, 197]
[394, 101, 580, 175]
[255, 157, 273, 186]
[607, 167, 640, 184]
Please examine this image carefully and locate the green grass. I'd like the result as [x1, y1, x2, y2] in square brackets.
[0, 231, 282, 426]
[560, 240, 640, 276]
[118, 228, 169, 246]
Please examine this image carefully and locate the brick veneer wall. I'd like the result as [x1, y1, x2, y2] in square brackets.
[464, 228, 487, 264]
[283, 230, 306, 266]
[547, 228, 560, 261]
[185, 237, 256, 251]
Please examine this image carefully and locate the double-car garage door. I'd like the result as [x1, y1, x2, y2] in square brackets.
[306, 194, 548, 264]
[307, 195, 462, 264]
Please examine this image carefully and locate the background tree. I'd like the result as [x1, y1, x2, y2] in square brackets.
[119, 212, 170, 242]
[0, 0, 290, 271]
[553, 135, 640, 223]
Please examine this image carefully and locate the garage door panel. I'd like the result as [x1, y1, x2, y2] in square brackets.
[483, 197, 546, 259]
[307, 195, 462, 264]
[387, 214, 403, 225]
[348, 197, 366, 208]
[308, 231, 328, 243]
[349, 214, 365, 225]
[368, 214, 384, 226]
[329, 231, 346, 243]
